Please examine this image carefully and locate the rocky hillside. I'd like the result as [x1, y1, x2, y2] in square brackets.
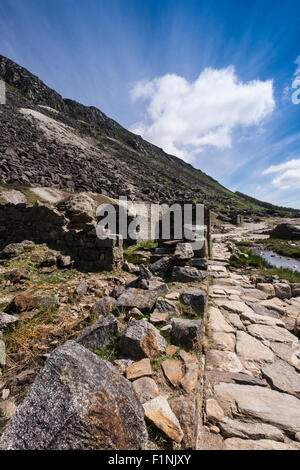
[0, 54, 299, 219]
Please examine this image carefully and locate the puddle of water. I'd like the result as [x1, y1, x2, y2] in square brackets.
[255, 249, 300, 273]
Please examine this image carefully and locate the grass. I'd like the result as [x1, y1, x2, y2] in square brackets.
[124, 241, 158, 264]
[146, 420, 168, 447]
[92, 333, 121, 362]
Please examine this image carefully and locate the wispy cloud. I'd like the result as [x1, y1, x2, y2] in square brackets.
[129, 67, 275, 162]
[262, 158, 300, 190]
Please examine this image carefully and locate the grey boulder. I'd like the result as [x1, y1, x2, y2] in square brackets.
[120, 319, 166, 360]
[171, 318, 202, 349]
[172, 266, 206, 282]
[180, 289, 206, 314]
[76, 314, 118, 349]
[0, 341, 147, 450]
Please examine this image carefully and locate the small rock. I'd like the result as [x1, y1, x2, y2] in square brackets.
[171, 318, 202, 349]
[143, 396, 184, 443]
[224, 438, 299, 450]
[206, 350, 243, 373]
[5, 293, 39, 313]
[274, 283, 292, 300]
[149, 312, 169, 324]
[180, 290, 206, 314]
[170, 397, 196, 448]
[75, 281, 89, 296]
[126, 358, 152, 380]
[76, 314, 118, 349]
[262, 359, 300, 397]
[206, 398, 224, 423]
[2, 388, 10, 400]
[219, 417, 285, 442]
[132, 377, 159, 404]
[117, 288, 162, 312]
[161, 359, 184, 387]
[256, 283, 275, 298]
[120, 319, 166, 360]
[153, 297, 179, 315]
[174, 243, 194, 260]
[0, 340, 6, 367]
[191, 258, 207, 270]
[0, 312, 18, 327]
[172, 266, 206, 282]
[294, 317, 300, 337]
[166, 345, 179, 356]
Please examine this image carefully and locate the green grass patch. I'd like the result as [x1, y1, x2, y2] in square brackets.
[92, 333, 121, 362]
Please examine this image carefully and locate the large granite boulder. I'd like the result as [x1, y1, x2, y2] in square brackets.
[0, 341, 147, 450]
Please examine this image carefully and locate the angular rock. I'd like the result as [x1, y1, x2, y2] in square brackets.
[274, 283, 292, 300]
[206, 350, 243, 373]
[174, 242, 194, 260]
[143, 396, 183, 443]
[210, 332, 236, 352]
[161, 359, 183, 387]
[291, 284, 300, 297]
[91, 297, 117, 316]
[132, 377, 159, 404]
[0, 341, 147, 450]
[126, 358, 152, 380]
[214, 383, 300, 434]
[191, 258, 207, 270]
[206, 398, 224, 423]
[247, 324, 298, 343]
[149, 312, 169, 324]
[170, 397, 196, 448]
[171, 318, 202, 349]
[0, 312, 18, 327]
[224, 438, 299, 450]
[180, 290, 206, 314]
[76, 314, 118, 349]
[75, 280, 89, 296]
[240, 310, 285, 327]
[153, 297, 179, 315]
[236, 331, 274, 364]
[246, 302, 280, 319]
[270, 342, 300, 372]
[219, 417, 285, 441]
[120, 319, 166, 360]
[228, 314, 245, 330]
[256, 283, 275, 298]
[180, 363, 198, 393]
[262, 360, 300, 397]
[117, 288, 162, 312]
[172, 266, 206, 283]
[209, 307, 235, 333]
[5, 293, 39, 313]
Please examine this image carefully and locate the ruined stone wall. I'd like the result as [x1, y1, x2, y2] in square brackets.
[0, 198, 123, 271]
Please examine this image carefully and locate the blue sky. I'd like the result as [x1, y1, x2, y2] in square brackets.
[1, 0, 300, 208]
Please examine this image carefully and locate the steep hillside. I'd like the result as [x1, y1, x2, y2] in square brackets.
[0, 54, 298, 218]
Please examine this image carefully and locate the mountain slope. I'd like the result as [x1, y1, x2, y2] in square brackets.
[0, 54, 298, 218]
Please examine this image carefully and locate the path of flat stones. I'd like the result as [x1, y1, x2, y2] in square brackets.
[197, 235, 300, 450]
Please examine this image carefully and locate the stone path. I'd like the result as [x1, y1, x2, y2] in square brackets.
[197, 235, 300, 450]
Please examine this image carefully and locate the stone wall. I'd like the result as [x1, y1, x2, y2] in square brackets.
[0, 194, 123, 271]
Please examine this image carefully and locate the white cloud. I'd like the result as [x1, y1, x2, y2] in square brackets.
[130, 67, 275, 162]
[262, 158, 300, 190]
